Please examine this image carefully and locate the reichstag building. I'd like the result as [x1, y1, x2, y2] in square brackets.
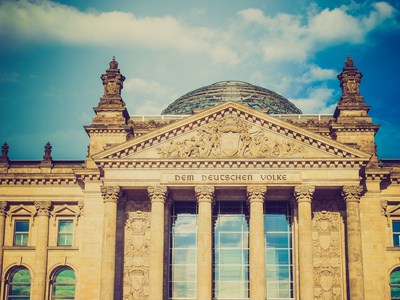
[0, 56, 399, 300]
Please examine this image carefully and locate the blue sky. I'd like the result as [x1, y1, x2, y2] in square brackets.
[0, 0, 399, 159]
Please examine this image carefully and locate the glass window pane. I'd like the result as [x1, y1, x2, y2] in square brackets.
[11, 269, 31, 283]
[265, 215, 290, 232]
[393, 222, 400, 232]
[172, 249, 196, 264]
[55, 269, 75, 283]
[16, 221, 29, 232]
[173, 232, 196, 248]
[59, 221, 73, 233]
[265, 232, 290, 248]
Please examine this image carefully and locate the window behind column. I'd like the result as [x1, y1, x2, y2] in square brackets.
[7, 267, 31, 300]
[14, 220, 29, 246]
[264, 201, 293, 299]
[391, 269, 400, 300]
[169, 201, 198, 299]
[213, 201, 249, 300]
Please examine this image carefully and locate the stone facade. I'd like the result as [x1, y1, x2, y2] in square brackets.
[0, 56, 399, 300]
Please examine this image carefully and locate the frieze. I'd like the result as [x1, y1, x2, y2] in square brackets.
[156, 115, 305, 158]
[161, 172, 301, 184]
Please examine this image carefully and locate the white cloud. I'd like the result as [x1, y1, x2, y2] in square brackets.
[0, 0, 237, 64]
[236, 2, 397, 62]
[289, 87, 337, 114]
[299, 65, 337, 83]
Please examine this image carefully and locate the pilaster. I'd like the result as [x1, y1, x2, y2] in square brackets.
[32, 201, 52, 300]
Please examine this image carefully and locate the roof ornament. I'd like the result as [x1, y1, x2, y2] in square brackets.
[109, 56, 118, 70]
[99, 57, 126, 104]
[0, 142, 9, 164]
[42, 142, 52, 162]
[337, 54, 365, 105]
[345, 54, 354, 68]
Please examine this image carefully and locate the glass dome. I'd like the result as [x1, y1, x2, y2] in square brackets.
[161, 80, 302, 115]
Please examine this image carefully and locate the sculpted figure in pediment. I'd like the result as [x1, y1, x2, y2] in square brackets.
[156, 115, 305, 158]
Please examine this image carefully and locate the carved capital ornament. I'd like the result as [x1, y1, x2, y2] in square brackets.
[246, 186, 267, 203]
[101, 186, 123, 203]
[147, 186, 168, 203]
[35, 201, 52, 215]
[294, 185, 315, 203]
[341, 185, 363, 203]
[195, 186, 215, 203]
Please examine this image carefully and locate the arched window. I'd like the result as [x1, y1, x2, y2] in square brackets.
[391, 269, 400, 300]
[7, 267, 31, 300]
[51, 268, 76, 300]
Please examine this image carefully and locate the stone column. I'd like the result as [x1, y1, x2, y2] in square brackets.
[0, 202, 7, 282]
[246, 186, 266, 300]
[195, 186, 215, 300]
[32, 201, 51, 300]
[148, 186, 168, 300]
[342, 185, 365, 300]
[100, 186, 122, 300]
[294, 185, 315, 300]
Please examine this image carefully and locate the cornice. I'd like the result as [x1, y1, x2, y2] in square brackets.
[96, 158, 368, 169]
[0, 174, 77, 186]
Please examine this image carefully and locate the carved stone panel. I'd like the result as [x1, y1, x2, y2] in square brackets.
[123, 200, 151, 300]
[156, 115, 306, 158]
[312, 210, 344, 300]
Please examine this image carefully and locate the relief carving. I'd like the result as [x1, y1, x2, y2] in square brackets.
[156, 115, 305, 158]
[312, 209, 343, 300]
[123, 200, 151, 299]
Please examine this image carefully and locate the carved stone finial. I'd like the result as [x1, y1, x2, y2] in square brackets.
[294, 185, 315, 203]
[101, 186, 123, 203]
[246, 186, 267, 203]
[43, 142, 52, 162]
[195, 186, 215, 203]
[345, 54, 354, 67]
[109, 56, 118, 70]
[341, 185, 363, 203]
[100, 58, 126, 100]
[337, 55, 365, 105]
[35, 201, 52, 215]
[147, 186, 168, 203]
[0, 142, 9, 163]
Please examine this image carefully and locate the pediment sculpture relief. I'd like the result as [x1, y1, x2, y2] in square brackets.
[156, 115, 305, 158]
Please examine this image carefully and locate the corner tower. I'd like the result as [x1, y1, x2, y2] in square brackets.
[330, 55, 380, 164]
[84, 57, 133, 167]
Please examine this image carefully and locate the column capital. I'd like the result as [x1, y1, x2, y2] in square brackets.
[101, 186, 122, 203]
[294, 185, 315, 203]
[195, 186, 215, 203]
[34, 201, 52, 215]
[342, 185, 363, 203]
[147, 186, 168, 203]
[246, 186, 267, 203]
[0, 201, 7, 216]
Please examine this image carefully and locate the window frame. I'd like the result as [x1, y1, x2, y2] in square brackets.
[57, 220, 74, 247]
[51, 267, 76, 300]
[13, 220, 30, 247]
[6, 267, 31, 300]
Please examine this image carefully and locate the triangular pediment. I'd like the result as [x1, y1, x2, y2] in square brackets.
[93, 101, 370, 162]
[8, 205, 35, 216]
[52, 205, 78, 216]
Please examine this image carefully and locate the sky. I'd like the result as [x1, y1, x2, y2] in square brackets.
[0, 0, 399, 160]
